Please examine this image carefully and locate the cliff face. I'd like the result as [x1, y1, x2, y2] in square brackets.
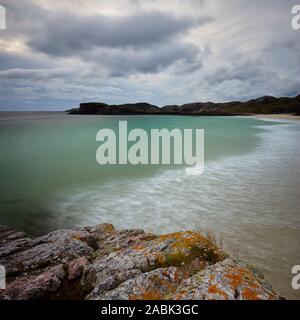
[69, 102, 160, 115]
[0, 224, 281, 300]
[68, 95, 300, 116]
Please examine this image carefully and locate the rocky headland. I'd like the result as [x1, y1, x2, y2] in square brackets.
[0, 224, 282, 300]
[68, 94, 300, 116]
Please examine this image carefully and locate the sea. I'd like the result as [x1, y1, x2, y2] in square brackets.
[0, 112, 299, 299]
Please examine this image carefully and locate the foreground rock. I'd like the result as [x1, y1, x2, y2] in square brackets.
[0, 224, 281, 300]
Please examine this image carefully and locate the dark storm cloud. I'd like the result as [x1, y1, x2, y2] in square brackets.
[22, 9, 209, 78]
[28, 11, 211, 56]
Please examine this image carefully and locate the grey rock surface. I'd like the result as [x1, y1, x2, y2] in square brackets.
[0, 225, 281, 300]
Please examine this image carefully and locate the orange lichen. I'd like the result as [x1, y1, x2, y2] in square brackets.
[129, 291, 164, 300]
[224, 266, 257, 289]
[159, 231, 213, 251]
[242, 288, 260, 300]
[97, 224, 115, 233]
[208, 285, 220, 294]
[157, 231, 222, 266]
[131, 231, 223, 271]
[128, 269, 186, 301]
[208, 284, 228, 299]
[71, 234, 87, 242]
[225, 271, 244, 289]
[132, 243, 147, 251]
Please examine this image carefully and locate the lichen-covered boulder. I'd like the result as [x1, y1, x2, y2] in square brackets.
[0, 224, 157, 300]
[98, 267, 186, 300]
[0, 225, 282, 300]
[87, 226, 157, 259]
[171, 259, 280, 300]
[85, 231, 224, 299]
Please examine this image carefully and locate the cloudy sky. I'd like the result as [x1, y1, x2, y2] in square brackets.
[0, 0, 299, 110]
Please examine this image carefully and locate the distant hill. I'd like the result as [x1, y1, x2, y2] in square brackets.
[68, 102, 160, 115]
[68, 94, 300, 116]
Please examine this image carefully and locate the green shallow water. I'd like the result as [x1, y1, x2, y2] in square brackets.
[0, 112, 268, 227]
[0, 112, 300, 299]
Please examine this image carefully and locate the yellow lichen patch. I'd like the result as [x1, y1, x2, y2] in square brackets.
[71, 234, 88, 242]
[156, 231, 223, 267]
[131, 231, 223, 270]
[129, 231, 225, 281]
[96, 224, 115, 233]
[140, 234, 157, 242]
[132, 242, 147, 252]
[159, 231, 212, 248]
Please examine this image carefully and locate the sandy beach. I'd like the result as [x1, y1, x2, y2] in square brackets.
[251, 114, 300, 120]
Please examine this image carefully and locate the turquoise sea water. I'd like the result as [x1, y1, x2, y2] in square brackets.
[0, 112, 300, 299]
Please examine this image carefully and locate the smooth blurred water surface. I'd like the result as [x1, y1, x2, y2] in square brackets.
[0, 112, 299, 299]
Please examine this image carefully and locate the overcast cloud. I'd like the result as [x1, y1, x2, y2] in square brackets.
[0, 0, 299, 110]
